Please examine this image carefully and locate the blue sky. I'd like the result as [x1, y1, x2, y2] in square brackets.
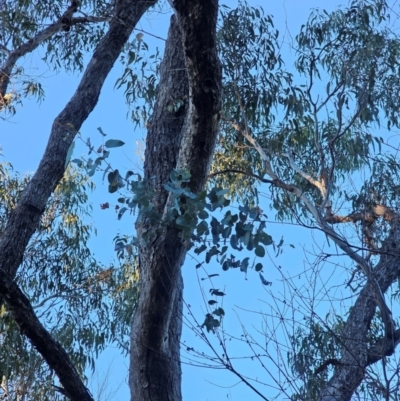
[0, 1, 365, 400]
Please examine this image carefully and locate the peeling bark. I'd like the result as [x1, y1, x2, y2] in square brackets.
[0, 0, 156, 400]
[129, 1, 221, 400]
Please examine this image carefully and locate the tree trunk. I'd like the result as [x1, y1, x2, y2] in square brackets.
[129, 1, 221, 400]
[0, 0, 156, 280]
[319, 227, 400, 401]
[129, 15, 188, 401]
[0, 1, 156, 400]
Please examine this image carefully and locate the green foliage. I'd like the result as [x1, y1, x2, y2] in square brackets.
[6, 0, 400, 398]
[65, 5, 400, 401]
[0, 0, 112, 113]
[75, 131, 278, 332]
[212, 1, 293, 201]
[137, 171, 275, 323]
[0, 154, 137, 400]
[105, 139, 125, 148]
[296, 0, 400, 127]
[115, 34, 161, 127]
[210, 0, 400, 228]
[218, 2, 285, 127]
[288, 316, 343, 401]
[201, 313, 221, 333]
[0, 0, 109, 65]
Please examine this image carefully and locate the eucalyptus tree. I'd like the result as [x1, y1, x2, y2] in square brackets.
[0, 159, 135, 401]
[100, 1, 400, 400]
[0, 0, 221, 400]
[197, 1, 400, 400]
[2, 1, 400, 401]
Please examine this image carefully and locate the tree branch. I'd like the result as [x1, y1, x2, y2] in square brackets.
[221, 115, 278, 180]
[0, 0, 156, 279]
[319, 230, 400, 401]
[208, 168, 273, 184]
[230, 114, 396, 354]
[0, 1, 156, 400]
[281, 151, 327, 199]
[0, 0, 110, 101]
[367, 328, 400, 365]
[70, 16, 110, 25]
[0, 269, 94, 401]
[325, 204, 399, 225]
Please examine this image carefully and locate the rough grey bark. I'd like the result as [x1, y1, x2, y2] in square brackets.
[0, 0, 156, 399]
[129, 0, 221, 400]
[141, 15, 189, 209]
[319, 228, 400, 401]
[130, 15, 188, 401]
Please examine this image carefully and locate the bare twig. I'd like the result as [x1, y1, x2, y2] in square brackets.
[208, 168, 273, 184]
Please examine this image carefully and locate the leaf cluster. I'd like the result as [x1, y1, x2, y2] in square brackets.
[0, 155, 137, 399]
[288, 315, 343, 401]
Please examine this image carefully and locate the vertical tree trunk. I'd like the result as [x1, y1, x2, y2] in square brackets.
[129, 1, 221, 399]
[0, 1, 156, 400]
[130, 15, 188, 401]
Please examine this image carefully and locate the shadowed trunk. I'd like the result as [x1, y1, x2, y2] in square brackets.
[0, 1, 156, 400]
[319, 227, 400, 401]
[129, 0, 221, 399]
[130, 15, 188, 401]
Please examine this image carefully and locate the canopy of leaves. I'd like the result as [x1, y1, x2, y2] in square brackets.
[0, 0, 112, 113]
[210, 0, 400, 225]
[3, 0, 400, 400]
[0, 0, 111, 70]
[0, 156, 137, 400]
